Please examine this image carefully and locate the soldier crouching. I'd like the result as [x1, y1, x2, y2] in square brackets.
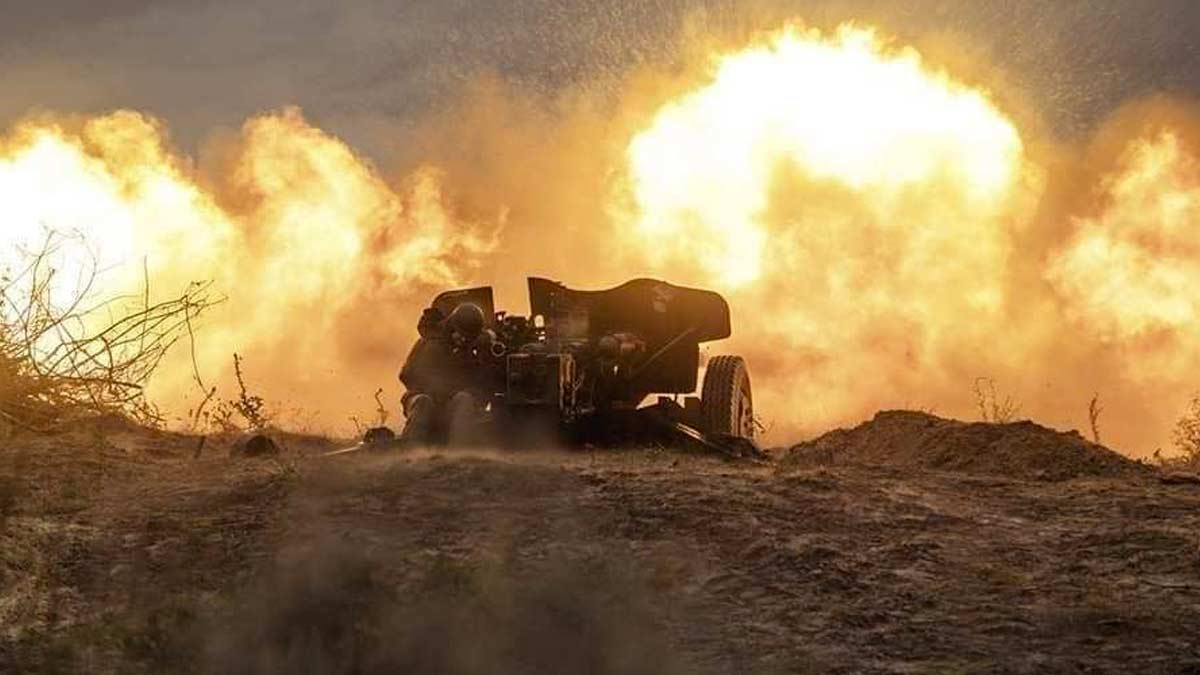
[398, 303, 490, 446]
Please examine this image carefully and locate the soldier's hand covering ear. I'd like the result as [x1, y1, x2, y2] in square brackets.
[417, 307, 445, 338]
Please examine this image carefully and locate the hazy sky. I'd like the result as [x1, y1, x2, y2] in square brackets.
[2, 0, 1197, 158]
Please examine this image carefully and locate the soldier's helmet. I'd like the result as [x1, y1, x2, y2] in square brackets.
[446, 303, 485, 343]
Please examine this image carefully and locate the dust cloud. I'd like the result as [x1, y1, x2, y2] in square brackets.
[203, 540, 685, 675]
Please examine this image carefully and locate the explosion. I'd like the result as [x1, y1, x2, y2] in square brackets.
[1049, 132, 1200, 359]
[0, 113, 227, 305]
[620, 23, 1037, 435]
[625, 25, 1026, 288]
[0, 108, 495, 422]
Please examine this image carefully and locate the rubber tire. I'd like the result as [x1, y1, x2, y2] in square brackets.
[701, 355, 754, 440]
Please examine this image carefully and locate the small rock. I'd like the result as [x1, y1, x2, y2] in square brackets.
[236, 434, 280, 458]
[363, 427, 396, 447]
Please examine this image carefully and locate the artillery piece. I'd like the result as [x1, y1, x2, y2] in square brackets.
[344, 277, 758, 457]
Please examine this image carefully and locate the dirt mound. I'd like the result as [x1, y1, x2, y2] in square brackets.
[786, 410, 1150, 481]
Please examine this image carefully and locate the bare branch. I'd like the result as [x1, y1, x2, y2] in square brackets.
[0, 232, 219, 430]
[972, 377, 1020, 424]
[1088, 393, 1103, 444]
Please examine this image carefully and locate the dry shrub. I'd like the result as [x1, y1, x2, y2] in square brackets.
[0, 234, 217, 431]
[972, 377, 1022, 424]
[1088, 393, 1104, 444]
[1169, 394, 1200, 469]
[198, 353, 271, 434]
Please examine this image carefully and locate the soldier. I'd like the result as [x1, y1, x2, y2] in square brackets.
[397, 303, 490, 446]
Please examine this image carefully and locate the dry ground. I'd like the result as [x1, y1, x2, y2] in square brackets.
[2, 421, 1200, 674]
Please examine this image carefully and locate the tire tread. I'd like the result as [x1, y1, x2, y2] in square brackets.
[701, 355, 752, 438]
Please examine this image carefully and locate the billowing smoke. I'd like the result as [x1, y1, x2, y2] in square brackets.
[614, 24, 1040, 438]
[0, 108, 499, 425]
[2, 19, 1199, 456]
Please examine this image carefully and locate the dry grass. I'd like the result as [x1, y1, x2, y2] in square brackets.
[972, 378, 1021, 424]
[197, 353, 272, 434]
[6, 434, 1200, 674]
[1165, 394, 1200, 471]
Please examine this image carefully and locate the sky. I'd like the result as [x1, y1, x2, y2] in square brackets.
[2, 0, 1198, 161]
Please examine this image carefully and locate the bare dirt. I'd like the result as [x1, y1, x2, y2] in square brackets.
[787, 411, 1151, 481]
[2, 416, 1200, 674]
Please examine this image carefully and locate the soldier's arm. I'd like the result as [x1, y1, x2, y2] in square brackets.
[399, 338, 432, 391]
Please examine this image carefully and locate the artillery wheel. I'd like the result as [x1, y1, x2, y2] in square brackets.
[701, 355, 755, 440]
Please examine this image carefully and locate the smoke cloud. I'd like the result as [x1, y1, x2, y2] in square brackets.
[3, 8, 1200, 456]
